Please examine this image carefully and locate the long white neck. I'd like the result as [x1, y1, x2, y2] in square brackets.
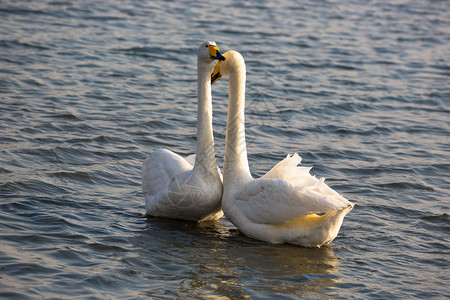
[193, 60, 217, 175]
[223, 59, 252, 188]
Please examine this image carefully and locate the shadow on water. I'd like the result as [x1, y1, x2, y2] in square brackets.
[133, 217, 341, 298]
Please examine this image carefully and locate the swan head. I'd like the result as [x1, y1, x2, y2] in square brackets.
[211, 50, 245, 83]
[198, 41, 226, 64]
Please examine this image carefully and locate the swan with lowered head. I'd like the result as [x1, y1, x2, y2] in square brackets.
[142, 41, 225, 222]
[211, 50, 354, 246]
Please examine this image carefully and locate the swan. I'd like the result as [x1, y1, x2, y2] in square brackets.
[141, 41, 225, 222]
[211, 50, 354, 247]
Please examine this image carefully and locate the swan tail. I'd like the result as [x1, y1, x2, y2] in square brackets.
[295, 181, 353, 212]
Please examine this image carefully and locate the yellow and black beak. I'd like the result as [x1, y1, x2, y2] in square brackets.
[208, 45, 226, 61]
[211, 60, 222, 84]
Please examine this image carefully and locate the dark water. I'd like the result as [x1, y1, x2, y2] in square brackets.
[1, 0, 449, 298]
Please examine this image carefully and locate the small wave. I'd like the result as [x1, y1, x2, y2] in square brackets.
[112, 46, 173, 60]
[375, 181, 435, 191]
[421, 213, 449, 224]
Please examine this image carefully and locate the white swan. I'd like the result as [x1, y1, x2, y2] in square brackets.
[142, 41, 225, 222]
[211, 50, 354, 247]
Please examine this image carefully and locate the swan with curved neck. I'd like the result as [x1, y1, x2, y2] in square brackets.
[142, 41, 225, 221]
[212, 50, 354, 246]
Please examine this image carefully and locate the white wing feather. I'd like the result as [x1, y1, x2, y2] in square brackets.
[183, 153, 223, 181]
[184, 154, 196, 166]
[237, 153, 351, 224]
[142, 149, 192, 197]
[263, 153, 314, 184]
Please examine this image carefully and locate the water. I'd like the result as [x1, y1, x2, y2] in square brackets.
[1, 0, 449, 298]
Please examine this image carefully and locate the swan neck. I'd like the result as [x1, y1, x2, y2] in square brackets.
[193, 61, 217, 174]
[223, 63, 252, 186]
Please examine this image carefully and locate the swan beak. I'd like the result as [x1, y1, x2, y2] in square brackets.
[208, 45, 226, 61]
[211, 61, 222, 84]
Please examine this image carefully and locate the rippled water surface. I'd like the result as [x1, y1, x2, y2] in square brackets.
[1, 0, 449, 298]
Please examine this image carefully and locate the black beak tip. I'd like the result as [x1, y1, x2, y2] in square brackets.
[211, 73, 221, 84]
[213, 50, 226, 61]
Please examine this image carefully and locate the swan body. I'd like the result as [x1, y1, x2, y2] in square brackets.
[142, 42, 225, 222]
[211, 50, 354, 246]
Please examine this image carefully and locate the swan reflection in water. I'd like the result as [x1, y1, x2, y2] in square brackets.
[134, 217, 342, 298]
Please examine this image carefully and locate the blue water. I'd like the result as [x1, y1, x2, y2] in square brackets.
[1, 0, 449, 298]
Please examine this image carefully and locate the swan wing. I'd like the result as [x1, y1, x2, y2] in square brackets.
[142, 149, 193, 197]
[263, 153, 349, 204]
[236, 177, 351, 224]
[263, 153, 315, 185]
[185, 154, 196, 166]
[184, 153, 223, 181]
